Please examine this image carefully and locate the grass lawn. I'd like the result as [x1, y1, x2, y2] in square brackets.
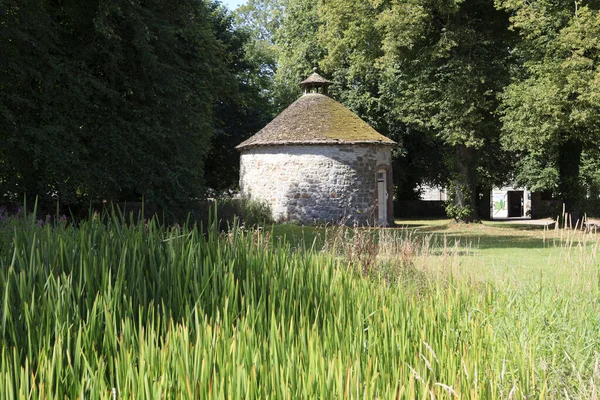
[271, 218, 599, 284]
[396, 219, 599, 283]
[268, 218, 600, 398]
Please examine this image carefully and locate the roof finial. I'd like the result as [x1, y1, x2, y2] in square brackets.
[299, 69, 332, 96]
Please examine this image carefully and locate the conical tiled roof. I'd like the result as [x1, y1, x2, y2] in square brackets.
[236, 93, 396, 150]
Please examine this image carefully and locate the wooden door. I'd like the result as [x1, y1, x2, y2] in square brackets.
[507, 191, 524, 217]
[377, 170, 387, 225]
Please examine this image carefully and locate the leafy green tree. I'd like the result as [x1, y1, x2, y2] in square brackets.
[317, 0, 452, 199]
[1, 0, 240, 213]
[269, 0, 327, 109]
[232, 0, 475, 203]
[227, 0, 516, 214]
[376, 0, 515, 221]
[497, 0, 600, 216]
[0, 0, 81, 205]
[234, 0, 282, 91]
[581, 150, 600, 214]
[204, 3, 274, 192]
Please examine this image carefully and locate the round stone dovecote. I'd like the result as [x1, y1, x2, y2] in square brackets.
[237, 72, 395, 226]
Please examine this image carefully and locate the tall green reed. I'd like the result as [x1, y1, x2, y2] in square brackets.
[0, 207, 598, 398]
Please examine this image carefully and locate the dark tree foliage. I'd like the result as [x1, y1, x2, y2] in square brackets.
[497, 0, 600, 217]
[204, 3, 274, 193]
[393, 129, 452, 200]
[376, 0, 516, 221]
[0, 0, 244, 212]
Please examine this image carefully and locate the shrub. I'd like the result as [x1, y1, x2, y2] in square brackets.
[445, 202, 478, 222]
[239, 198, 273, 227]
[211, 197, 274, 228]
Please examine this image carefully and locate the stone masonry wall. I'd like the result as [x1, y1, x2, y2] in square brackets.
[239, 145, 392, 225]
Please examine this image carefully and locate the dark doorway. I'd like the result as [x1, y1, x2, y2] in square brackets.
[507, 191, 524, 217]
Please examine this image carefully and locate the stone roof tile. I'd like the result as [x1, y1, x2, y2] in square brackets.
[236, 93, 396, 150]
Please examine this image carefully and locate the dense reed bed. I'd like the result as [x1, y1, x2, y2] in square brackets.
[0, 210, 599, 398]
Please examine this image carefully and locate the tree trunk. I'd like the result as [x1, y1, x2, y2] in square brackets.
[557, 138, 583, 224]
[451, 144, 479, 222]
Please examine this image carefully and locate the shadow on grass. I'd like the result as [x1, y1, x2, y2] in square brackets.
[392, 223, 430, 229]
[426, 233, 549, 250]
[485, 223, 556, 232]
[430, 248, 478, 256]
[272, 220, 587, 252]
[393, 223, 561, 251]
[400, 224, 452, 233]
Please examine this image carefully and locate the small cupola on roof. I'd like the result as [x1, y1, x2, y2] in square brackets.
[300, 68, 332, 96]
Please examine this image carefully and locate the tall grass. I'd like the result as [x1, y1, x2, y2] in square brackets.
[0, 209, 599, 398]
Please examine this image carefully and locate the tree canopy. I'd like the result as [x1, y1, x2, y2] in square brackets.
[238, 0, 600, 220]
[241, 0, 516, 219]
[2, 0, 599, 220]
[497, 0, 600, 214]
[1, 0, 265, 213]
[375, 0, 516, 220]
